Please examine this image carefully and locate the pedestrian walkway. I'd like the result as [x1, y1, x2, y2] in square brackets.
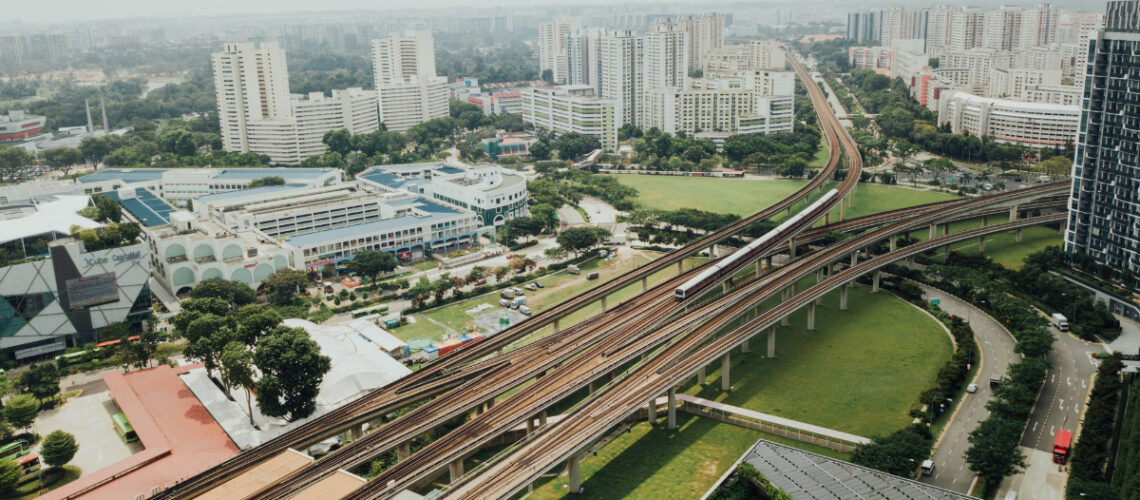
[669, 394, 870, 452]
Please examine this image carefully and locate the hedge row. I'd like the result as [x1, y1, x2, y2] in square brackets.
[1066, 356, 1126, 499]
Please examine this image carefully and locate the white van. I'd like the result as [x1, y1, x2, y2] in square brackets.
[921, 459, 935, 476]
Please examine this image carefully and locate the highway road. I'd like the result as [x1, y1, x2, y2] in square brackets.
[997, 315, 1102, 499]
[917, 285, 1019, 493]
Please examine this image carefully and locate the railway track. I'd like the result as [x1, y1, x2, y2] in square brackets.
[443, 211, 1066, 500]
[157, 48, 858, 499]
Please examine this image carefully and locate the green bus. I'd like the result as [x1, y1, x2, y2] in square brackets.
[351, 303, 389, 318]
[112, 413, 138, 443]
[0, 441, 28, 461]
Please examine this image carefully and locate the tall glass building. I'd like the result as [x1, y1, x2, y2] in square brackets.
[1067, 1, 1140, 275]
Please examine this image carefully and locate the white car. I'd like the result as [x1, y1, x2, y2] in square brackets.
[966, 383, 978, 393]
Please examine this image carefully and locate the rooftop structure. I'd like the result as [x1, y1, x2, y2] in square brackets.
[360, 163, 528, 227]
[184, 318, 410, 449]
[41, 365, 240, 500]
[0, 195, 101, 247]
[76, 167, 342, 200]
[0, 110, 46, 141]
[708, 439, 975, 500]
[937, 91, 1080, 148]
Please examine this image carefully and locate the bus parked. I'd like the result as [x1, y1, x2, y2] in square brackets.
[15, 454, 39, 479]
[112, 413, 138, 443]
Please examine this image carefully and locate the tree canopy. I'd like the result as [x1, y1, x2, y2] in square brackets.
[254, 326, 332, 422]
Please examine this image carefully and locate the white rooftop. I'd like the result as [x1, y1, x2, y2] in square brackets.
[0, 195, 101, 245]
[183, 318, 411, 450]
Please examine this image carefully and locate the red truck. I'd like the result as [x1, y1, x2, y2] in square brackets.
[1053, 430, 1073, 464]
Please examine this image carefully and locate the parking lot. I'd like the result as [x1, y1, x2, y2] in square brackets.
[34, 391, 141, 476]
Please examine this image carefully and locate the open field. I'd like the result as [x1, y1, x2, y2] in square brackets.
[686, 284, 952, 436]
[526, 284, 950, 499]
[905, 217, 1063, 270]
[610, 175, 960, 220]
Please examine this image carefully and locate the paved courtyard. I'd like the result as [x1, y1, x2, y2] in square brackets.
[34, 391, 140, 476]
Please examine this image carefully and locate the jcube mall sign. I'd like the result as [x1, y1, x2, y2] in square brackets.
[84, 250, 143, 267]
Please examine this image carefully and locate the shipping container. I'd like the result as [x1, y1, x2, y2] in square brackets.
[421, 344, 440, 361]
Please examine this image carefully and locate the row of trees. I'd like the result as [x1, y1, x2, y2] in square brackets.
[1017, 247, 1121, 340]
[1065, 356, 1125, 499]
[924, 253, 1056, 487]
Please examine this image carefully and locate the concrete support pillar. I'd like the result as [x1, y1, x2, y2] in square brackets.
[601, 296, 607, 312]
[756, 260, 762, 279]
[944, 245, 950, 257]
[840, 285, 848, 310]
[709, 245, 716, 258]
[641, 277, 647, 292]
[942, 223, 949, 237]
[850, 251, 857, 267]
[1010, 205, 1019, 222]
[929, 224, 937, 240]
[787, 206, 792, 216]
[840, 199, 847, 220]
[667, 387, 677, 429]
[697, 366, 706, 385]
[540, 411, 548, 427]
[526, 418, 535, 436]
[789, 237, 796, 258]
[764, 256, 772, 269]
[722, 281, 729, 293]
[721, 353, 731, 391]
[568, 455, 582, 493]
[397, 442, 411, 461]
[848, 192, 854, 208]
[807, 302, 816, 331]
[485, 398, 495, 411]
[742, 338, 751, 353]
[589, 380, 597, 394]
[890, 234, 897, 252]
[677, 260, 683, 275]
[554, 319, 560, 333]
[872, 270, 881, 293]
[825, 212, 830, 225]
[978, 236, 987, 253]
[1015, 228, 1023, 243]
[982, 215, 988, 227]
[647, 396, 657, 423]
[449, 459, 465, 483]
[767, 327, 776, 358]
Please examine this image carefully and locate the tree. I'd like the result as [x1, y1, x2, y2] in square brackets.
[545, 246, 569, 260]
[119, 328, 159, 371]
[0, 145, 34, 182]
[965, 417, 1027, 481]
[41, 431, 78, 469]
[540, 69, 554, 82]
[877, 107, 916, 138]
[493, 266, 510, 283]
[220, 342, 257, 425]
[254, 326, 332, 422]
[0, 459, 19, 493]
[556, 227, 611, 256]
[346, 250, 398, 284]
[529, 140, 551, 161]
[263, 269, 309, 306]
[184, 323, 236, 377]
[322, 129, 353, 157]
[850, 425, 933, 477]
[19, 363, 60, 403]
[40, 147, 84, 170]
[189, 278, 256, 305]
[3, 395, 38, 431]
[530, 204, 558, 232]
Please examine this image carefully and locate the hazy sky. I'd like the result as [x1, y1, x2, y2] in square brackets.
[7, 0, 669, 24]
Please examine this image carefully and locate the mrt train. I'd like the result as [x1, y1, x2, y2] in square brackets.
[674, 189, 839, 300]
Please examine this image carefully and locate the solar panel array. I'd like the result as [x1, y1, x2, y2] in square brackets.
[743, 440, 974, 500]
[105, 188, 178, 227]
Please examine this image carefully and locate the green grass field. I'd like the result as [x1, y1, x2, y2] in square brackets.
[686, 285, 952, 436]
[905, 217, 1063, 270]
[527, 285, 951, 499]
[610, 176, 960, 221]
